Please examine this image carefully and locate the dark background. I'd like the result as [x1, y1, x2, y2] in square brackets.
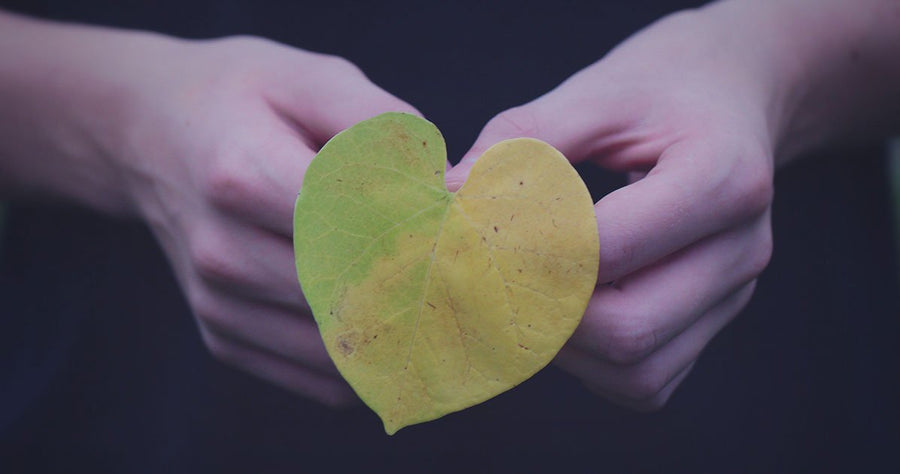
[1, 1, 899, 472]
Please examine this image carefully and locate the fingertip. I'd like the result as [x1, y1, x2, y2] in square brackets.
[444, 153, 479, 192]
[269, 65, 423, 146]
[444, 167, 468, 192]
[319, 382, 361, 409]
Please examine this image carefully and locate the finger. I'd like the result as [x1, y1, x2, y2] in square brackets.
[199, 325, 356, 407]
[205, 107, 315, 237]
[264, 55, 421, 146]
[593, 138, 772, 282]
[189, 285, 336, 376]
[569, 210, 771, 363]
[188, 220, 308, 312]
[589, 362, 696, 413]
[447, 88, 772, 282]
[444, 101, 565, 191]
[444, 75, 631, 191]
[556, 281, 756, 409]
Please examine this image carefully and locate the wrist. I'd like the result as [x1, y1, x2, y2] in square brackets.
[705, 0, 900, 164]
[0, 12, 184, 215]
[690, 1, 808, 165]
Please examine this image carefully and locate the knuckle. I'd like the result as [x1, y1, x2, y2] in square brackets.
[188, 286, 231, 330]
[633, 392, 673, 412]
[218, 35, 290, 61]
[207, 35, 279, 70]
[595, 224, 637, 283]
[739, 166, 774, 216]
[220, 34, 270, 48]
[621, 371, 669, 402]
[749, 226, 774, 277]
[736, 219, 774, 282]
[727, 155, 774, 220]
[199, 328, 235, 363]
[204, 160, 255, 212]
[592, 316, 660, 365]
[701, 147, 774, 225]
[606, 331, 656, 365]
[189, 234, 240, 285]
[316, 53, 364, 76]
[488, 106, 541, 138]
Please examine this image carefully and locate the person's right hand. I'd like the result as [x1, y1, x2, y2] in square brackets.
[106, 35, 420, 405]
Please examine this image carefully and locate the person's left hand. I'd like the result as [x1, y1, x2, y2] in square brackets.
[446, 8, 776, 410]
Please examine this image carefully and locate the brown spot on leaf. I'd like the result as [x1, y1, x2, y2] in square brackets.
[337, 336, 354, 356]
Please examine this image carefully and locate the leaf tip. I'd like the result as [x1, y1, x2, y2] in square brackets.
[383, 419, 405, 436]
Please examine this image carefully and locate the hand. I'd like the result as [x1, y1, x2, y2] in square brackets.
[446, 8, 776, 410]
[111, 36, 420, 405]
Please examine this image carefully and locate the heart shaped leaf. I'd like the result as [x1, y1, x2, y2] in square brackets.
[294, 113, 598, 434]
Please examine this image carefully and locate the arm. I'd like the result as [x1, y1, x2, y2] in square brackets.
[0, 11, 162, 212]
[0, 10, 421, 405]
[446, 0, 900, 409]
[717, 0, 900, 161]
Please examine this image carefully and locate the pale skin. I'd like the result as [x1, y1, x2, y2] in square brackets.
[0, 13, 422, 405]
[1, 0, 899, 410]
[447, 0, 900, 409]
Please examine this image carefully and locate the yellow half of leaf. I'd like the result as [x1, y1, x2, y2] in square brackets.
[294, 113, 598, 434]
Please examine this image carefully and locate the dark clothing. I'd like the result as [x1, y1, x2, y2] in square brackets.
[1, 1, 899, 472]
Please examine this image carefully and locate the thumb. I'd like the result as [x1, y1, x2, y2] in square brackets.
[446, 105, 545, 191]
[266, 53, 422, 146]
[445, 92, 604, 192]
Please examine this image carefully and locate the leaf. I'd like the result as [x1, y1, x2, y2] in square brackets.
[294, 113, 599, 434]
